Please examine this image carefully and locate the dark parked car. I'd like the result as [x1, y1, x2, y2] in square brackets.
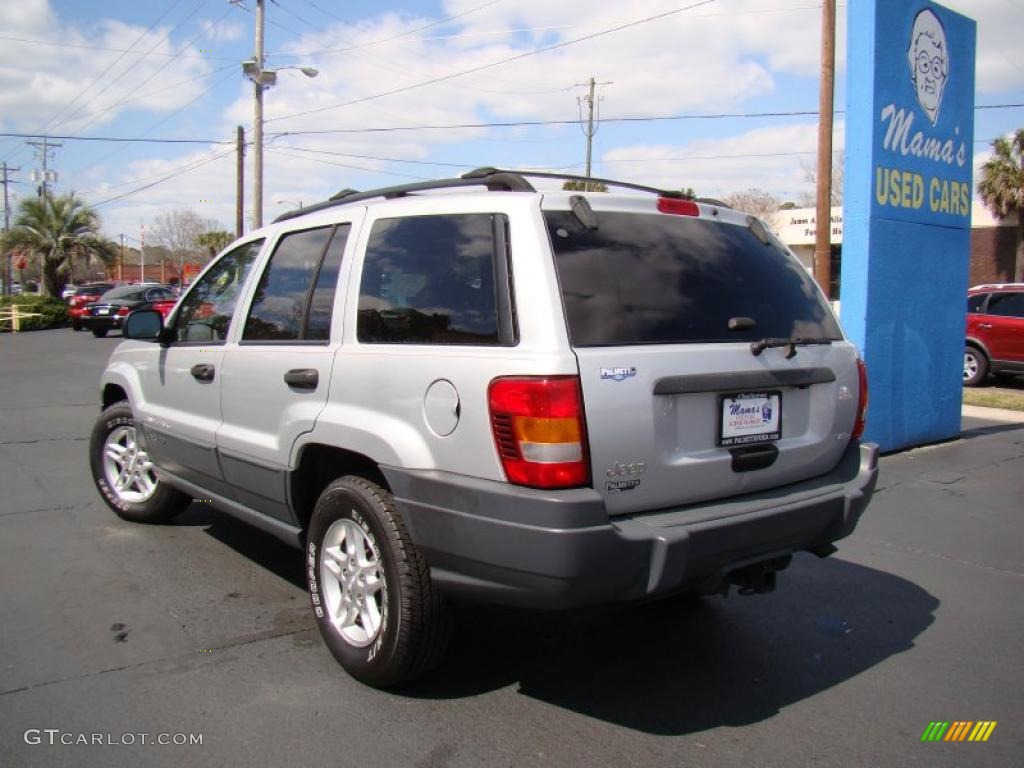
[964, 283, 1024, 386]
[80, 285, 178, 338]
[69, 283, 116, 330]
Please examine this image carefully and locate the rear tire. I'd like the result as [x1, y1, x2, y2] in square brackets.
[92, 328, 108, 338]
[963, 346, 988, 387]
[307, 476, 450, 688]
[89, 402, 190, 523]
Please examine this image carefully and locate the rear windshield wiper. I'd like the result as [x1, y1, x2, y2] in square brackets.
[750, 337, 834, 358]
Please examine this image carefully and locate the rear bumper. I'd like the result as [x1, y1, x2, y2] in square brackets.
[80, 315, 123, 330]
[385, 441, 879, 609]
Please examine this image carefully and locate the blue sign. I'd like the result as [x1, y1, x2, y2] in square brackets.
[870, 3, 975, 227]
[843, 1, 976, 452]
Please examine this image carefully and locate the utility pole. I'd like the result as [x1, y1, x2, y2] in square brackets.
[813, 0, 836, 299]
[253, 0, 265, 229]
[236, 125, 245, 238]
[26, 136, 62, 199]
[2, 162, 20, 295]
[139, 225, 145, 283]
[241, 0, 316, 230]
[576, 77, 612, 191]
[119, 234, 124, 283]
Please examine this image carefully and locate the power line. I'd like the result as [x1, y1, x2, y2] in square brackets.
[265, 0, 719, 124]
[2, 103, 1017, 150]
[69, 2, 235, 137]
[0, 34, 236, 62]
[268, 102, 1022, 135]
[51, 0, 206, 135]
[66, 68, 241, 181]
[265, 147, 429, 180]
[289, 0, 506, 57]
[0, 133, 232, 145]
[90, 146, 239, 208]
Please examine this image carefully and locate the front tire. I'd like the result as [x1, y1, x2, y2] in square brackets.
[89, 402, 190, 523]
[307, 476, 450, 688]
[963, 346, 988, 387]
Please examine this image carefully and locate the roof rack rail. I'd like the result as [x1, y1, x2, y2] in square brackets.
[273, 171, 536, 223]
[462, 167, 705, 201]
[272, 166, 725, 224]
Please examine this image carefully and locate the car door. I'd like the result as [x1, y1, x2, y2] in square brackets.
[134, 239, 263, 498]
[983, 291, 1024, 363]
[216, 221, 355, 523]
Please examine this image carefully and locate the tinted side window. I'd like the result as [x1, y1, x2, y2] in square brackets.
[967, 293, 988, 313]
[305, 225, 350, 341]
[987, 292, 1024, 318]
[175, 240, 262, 343]
[244, 227, 332, 341]
[358, 214, 500, 345]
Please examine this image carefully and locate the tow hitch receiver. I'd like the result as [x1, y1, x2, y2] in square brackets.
[729, 555, 792, 595]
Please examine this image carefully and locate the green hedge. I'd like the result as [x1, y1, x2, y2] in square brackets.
[0, 296, 69, 331]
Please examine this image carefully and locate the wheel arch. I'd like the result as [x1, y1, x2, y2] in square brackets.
[289, 443, 390, 532]
[102, 383, 129, 408]
[965, 337, 991, 361]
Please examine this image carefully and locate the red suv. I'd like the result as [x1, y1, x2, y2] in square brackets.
[964, 283, 1024, 386]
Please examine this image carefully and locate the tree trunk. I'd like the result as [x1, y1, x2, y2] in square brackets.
[41, 254, 64, 298]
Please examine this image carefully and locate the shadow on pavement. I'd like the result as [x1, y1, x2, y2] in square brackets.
[172, 503, 307, 590]
[959, 421, 1024, 440]
[404, 554, 937, 735]
[168, 506, 937, 736]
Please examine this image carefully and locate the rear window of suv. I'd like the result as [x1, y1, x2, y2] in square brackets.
[545, 210, 842, 347]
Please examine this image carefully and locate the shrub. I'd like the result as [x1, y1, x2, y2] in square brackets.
[0, 295, 69, 331]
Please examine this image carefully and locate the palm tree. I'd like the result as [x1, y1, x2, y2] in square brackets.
[4, 193, 116, 297]
[977, 129, 1024, 282]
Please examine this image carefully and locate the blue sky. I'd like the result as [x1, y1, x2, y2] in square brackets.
[0, 0, 1021, 241]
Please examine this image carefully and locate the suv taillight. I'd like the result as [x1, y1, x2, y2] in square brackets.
[488, 376, 589, 489]
[852, 358, 869, 441]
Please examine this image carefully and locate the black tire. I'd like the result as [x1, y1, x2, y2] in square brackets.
[92, 328, 108, 338]
[307, 476, 450, 688]
[89, 402, 190, 523]
[72, 321, 82, 331]
[963, 346, 988, 387]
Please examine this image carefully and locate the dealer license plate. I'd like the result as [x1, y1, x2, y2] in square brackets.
[718, 391, 782, 447]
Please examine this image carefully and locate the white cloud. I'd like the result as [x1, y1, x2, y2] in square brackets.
[601, 121, 845, 202]
[201, 19, 245, 42]
[79, 0, 1020, 240]
[0, 3, 213, 135]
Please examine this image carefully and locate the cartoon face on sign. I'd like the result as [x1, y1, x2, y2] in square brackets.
[907, 9, 948, 125]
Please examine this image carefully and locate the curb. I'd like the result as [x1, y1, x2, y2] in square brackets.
[962, 404, 1024, 423]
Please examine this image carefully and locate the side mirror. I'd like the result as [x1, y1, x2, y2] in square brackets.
[124, 309, 165, 342]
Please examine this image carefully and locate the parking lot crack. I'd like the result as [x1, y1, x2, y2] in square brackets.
[0, 627, 315, 698]
[0, 504, 76, 518]
[0, 437, 89, 446]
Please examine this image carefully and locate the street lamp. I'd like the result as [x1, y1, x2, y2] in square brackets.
[276, 199, 304, 209]
[242, 0, 319, 230]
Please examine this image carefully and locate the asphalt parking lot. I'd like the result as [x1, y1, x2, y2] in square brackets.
[1, 328, 1022, 767]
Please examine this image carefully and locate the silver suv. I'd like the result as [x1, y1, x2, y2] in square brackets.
[90, 169, 877, 687]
